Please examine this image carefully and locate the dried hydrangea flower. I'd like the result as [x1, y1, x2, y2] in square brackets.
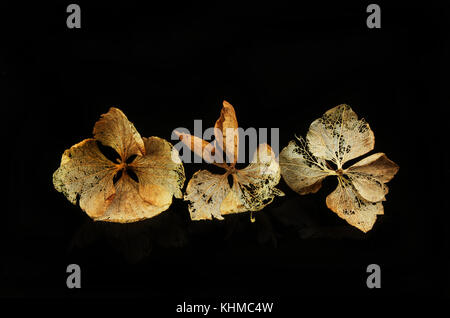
[280, 104, 399, 232]
[53, 107, 185, 223]
[176, 101, 284, 221]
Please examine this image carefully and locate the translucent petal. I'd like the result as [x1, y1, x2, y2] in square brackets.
[233, 144, 284, 212]
[53, 139, 117, 218]
[307, 104, 374, 168]
[93, 107, 145, 160]
[214, 100, 239, 165]
[345, 153, 399, 202]
[54, 108, 185, 223]
[184, 170, 229, 220]
[347, 152, 399, 183]
[174, 131, 222, 166]
[279, 137, 332, 195]
[326, 177, 384, 233]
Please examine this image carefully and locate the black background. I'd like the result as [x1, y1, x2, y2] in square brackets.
[3, 1, 449, 311]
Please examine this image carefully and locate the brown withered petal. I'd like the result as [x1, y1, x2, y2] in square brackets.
[130, 137, 185, 201]
[220, 181, 246, 215]
[326, 177, 384, 233]
[279, 137, 332, 195]
[346, 152, 399, 183]
[345, 152, 399, 203]
[214, 100, 239, 165]
[279, 104, 398, 233]
[307, 104, 375, 169]
[53, 107, 185, 223]
[93, 107, 146, 160]
[173, 131, 219, 166]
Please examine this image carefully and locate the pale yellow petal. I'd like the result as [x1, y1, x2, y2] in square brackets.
[347, 152, 399, 183]
[307, 104, 374, 168]
[214, 100, 239, 165]
[233, 144, 284, 212]
[220, 177, 247, 215]
[346, 172, 387, 202]
[53, 139, 117, 218]
[345, 153, 399, 202]
[279, 137, 332, 195]
[326, 177, 384, 233]
[184, 170, 229, 220]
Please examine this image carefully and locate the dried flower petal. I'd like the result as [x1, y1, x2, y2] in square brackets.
[345, 152, 399, 203]
[53, 107, 185, 223]
[214, 100, 239, 165]
[93, 107, 145, 160]
[307, 104, 375, 168]
[280, 105, 398, 232]
[279, 137, 332, 195]
[53, 139, 117, 218]
[326, 177, 384, 233]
